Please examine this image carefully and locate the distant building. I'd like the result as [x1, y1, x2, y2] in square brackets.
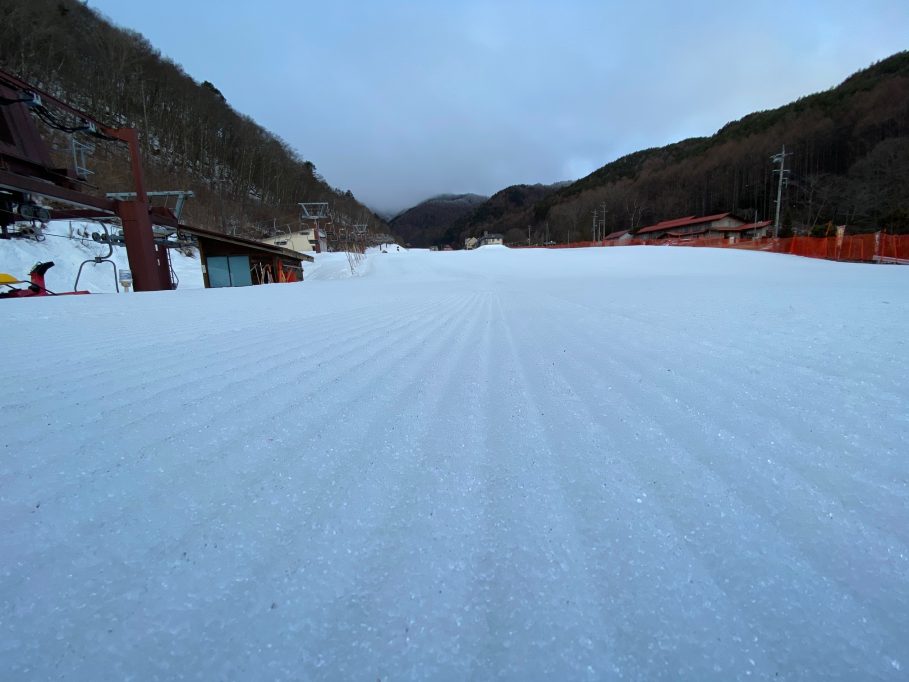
[708, 220, 772, 242]
[604, 229, 631, 242]
[635, 213, 744, 240]
[465, 232, 505, 249]
[261, 225, 327, 253]
[477, 231, 504, 247]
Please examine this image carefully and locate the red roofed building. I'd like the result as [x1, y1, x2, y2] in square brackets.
[713, 220, 773, 241]
[635, 212, 744, 239]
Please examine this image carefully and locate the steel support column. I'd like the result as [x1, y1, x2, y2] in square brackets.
[117, 200, 170, 291]
[109, 127, 172, 291]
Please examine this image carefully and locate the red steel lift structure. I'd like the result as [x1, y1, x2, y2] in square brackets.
[0, 68, 175, 291]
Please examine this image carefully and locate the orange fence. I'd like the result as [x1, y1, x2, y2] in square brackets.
[523, 233, 909, 264]
[730, 233, 908, 263]
[875, 234, 909, 262]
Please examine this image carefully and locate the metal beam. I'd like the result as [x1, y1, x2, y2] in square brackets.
[0, 169, 117, 213]
[49, 208, 116, 221]
[107, 190, 195, 220]
[0, 69, 111, 135]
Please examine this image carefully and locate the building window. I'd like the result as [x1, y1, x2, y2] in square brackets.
[207, 255, 253, 287]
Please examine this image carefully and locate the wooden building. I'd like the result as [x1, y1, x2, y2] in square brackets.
[180, 225, 313, 288]
[635, 213, 745, 240]
[707, 220, 772, 241]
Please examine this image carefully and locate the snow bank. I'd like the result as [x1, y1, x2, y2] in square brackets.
[1, 245, 907, 680]
[305, 244, 413, 281]
[303, 251, 369, 280]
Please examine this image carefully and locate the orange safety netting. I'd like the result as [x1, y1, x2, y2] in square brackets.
[532, 233, 909, 264]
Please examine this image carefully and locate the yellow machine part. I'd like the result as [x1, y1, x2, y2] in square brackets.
[0, 273, 25, 285]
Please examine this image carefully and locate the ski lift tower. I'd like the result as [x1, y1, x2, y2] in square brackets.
[299, 202, 329, 222]
[354, 222, 368, 242]
[299, 201, 329, 251]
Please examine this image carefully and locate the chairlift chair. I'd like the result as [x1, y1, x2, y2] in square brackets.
[75, 223, 119, 292]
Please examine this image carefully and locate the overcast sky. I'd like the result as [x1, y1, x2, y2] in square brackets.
[89, 0, 908, 214]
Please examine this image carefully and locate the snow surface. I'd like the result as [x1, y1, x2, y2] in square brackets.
[1, 245, 908, 680]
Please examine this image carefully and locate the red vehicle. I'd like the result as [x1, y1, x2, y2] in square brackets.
[0, 261, 90, 298]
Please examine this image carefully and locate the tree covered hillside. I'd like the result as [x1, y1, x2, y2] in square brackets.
[0, 0, 384, 236]
[390, 194, 487, 247]
[447, 183, 566, 246]
[461, 51, 909, 243]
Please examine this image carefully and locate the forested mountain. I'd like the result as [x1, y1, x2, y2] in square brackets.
[390, 194, 487, 246]
[0, 0, 384, 236]
[455, 51, 909, 245]
[443, 183, 567, 246]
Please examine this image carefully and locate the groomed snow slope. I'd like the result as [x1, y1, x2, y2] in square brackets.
[1, 246, 907, 680]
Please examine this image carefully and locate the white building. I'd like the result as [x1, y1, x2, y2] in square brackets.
[261, 226, 327, 253]
[477, 231, 504, 247]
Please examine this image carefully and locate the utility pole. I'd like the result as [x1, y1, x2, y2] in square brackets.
[772, 145, 791, 238]
[600, 202, 607, 243]
[527, 225, 531, 246]
[592, 210, 598, 242]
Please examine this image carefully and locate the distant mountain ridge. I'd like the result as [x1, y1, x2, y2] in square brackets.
[390, 193, 488, 247]
[395, 182, 572, 248]
[444, 183, 567, 246]
[420, 193, 489, 205]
